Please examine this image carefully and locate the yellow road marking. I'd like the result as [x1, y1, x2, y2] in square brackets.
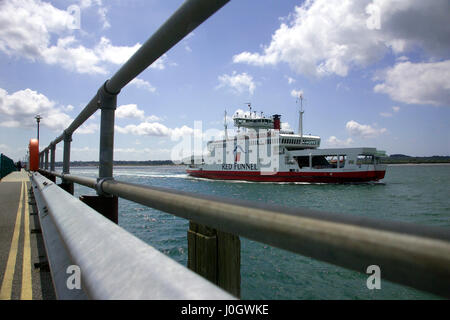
[21, 181, 32, 300]
[0, 181, 24, 300]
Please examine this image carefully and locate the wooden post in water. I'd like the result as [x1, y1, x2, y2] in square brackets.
[188, 221, 240, 298]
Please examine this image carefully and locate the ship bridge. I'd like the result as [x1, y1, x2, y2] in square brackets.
[233, 116, 274, 130]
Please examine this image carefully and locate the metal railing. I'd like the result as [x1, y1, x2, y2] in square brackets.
[31, 172, 234, 299]
[35, 0, 450, 299]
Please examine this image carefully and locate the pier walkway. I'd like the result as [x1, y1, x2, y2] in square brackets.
[0, 170, 55, 300]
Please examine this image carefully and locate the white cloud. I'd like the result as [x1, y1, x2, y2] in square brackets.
[281, 122, 292, 131]
[115, 123, 163, 136]
[43, 36, 106, 74]
[346, 120, 386, 138]
[64, 105, 75, 112]
[94, 37, 141, 65]
[216, 71, 256, 95]
[0, 87, 100, 135]
[116, 104, 146, 120]
[379, 105, 401, 117]
[290, 89, 303, 99]
[233, 0, 450, 77]
[78, 0, 110, 29]
[79, 0, 103, 9]
[129, 78, 156, 93]
[0, 0, 146, 74]
[373, 60, 450, 106]
[0, 0, 73, 60]
[115, 122, 193, 141]
[75, 123, 99, 134]
[97, 6, 111, 30]
[396, 56, 409, 62]
[116, 104, 161, 123]
[286, 76, 296, 84]
[336, 82, 350, 92]
[326, 136, 354, 147]
[380, 105, 401, 117]
[149, 54, 168, 70]
[0, 88, 73, 131]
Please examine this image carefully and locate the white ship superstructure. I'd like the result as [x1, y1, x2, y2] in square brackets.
[187, 102, 386, 183]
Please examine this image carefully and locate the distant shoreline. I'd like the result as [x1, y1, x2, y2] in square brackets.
[386, 163, 450, 166]
[50, 156, 450, 167]
[53, 162, 450, 168]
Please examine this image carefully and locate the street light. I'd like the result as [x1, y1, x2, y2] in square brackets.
[34, 114, 42, 142]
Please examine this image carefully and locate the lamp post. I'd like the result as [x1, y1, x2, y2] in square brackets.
[34, 114, 42, 143]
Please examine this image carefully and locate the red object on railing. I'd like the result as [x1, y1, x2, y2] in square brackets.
[29, 139, 39, 171]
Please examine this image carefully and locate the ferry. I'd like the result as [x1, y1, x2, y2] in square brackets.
[186, 102, 386, 183]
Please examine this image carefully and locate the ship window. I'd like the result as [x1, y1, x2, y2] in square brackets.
[338, 155, 347, 168]
[357, 155, 374, 166]
[311, 155, 340, 169]
[295, 156, 309, 168]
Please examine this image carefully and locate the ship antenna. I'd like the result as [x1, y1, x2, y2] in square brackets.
[245, 102, 251, 117]
[224, 110, 228, 140]
[296, 93, 304, 137]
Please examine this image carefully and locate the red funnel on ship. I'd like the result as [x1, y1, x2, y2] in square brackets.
[273, 114, 281, 130]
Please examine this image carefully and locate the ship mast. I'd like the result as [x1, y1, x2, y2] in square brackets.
[297, 93, 304, 138]
[224, 110, 228, 140]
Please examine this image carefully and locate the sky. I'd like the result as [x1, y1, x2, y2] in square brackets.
[0, 0, 449, 162]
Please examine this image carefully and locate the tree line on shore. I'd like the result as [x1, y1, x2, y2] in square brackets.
[49, 155, 450, 167]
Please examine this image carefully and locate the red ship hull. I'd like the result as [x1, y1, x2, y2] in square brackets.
[186, 169, 386, 183]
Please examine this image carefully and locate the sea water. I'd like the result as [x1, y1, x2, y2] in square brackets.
[69, 164, 450, 299]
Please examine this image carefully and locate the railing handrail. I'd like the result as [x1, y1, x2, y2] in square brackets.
[32, 172, 235, 300]
[42, 169, 450, 298]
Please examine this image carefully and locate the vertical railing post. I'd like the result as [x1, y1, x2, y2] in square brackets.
[188, 222, 241, 298]
[47, 143, 56, 182]
[62, 131, 71, 175]
[50, 143, 56, 171]
[80, 81, 119, 224]
[44, 148, 49, 170]
[98, 82, 118, 179]
[59, 131, 74, 195]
